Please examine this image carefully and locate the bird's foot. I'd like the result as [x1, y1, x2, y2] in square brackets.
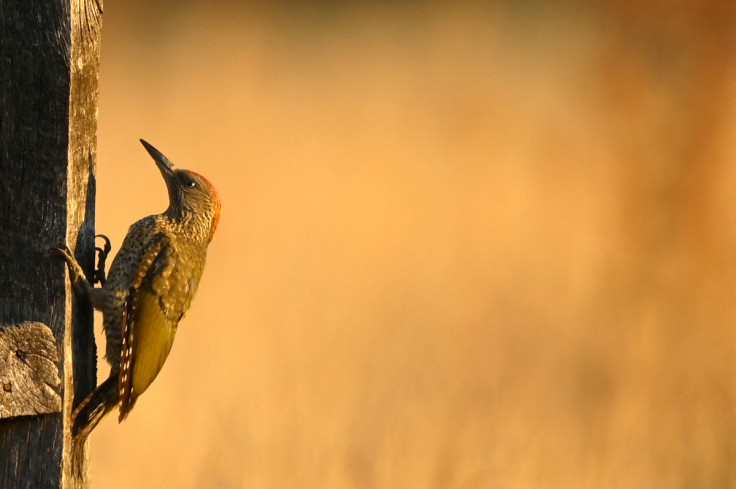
[49, 242, 93, 297]
[94, 234, 112, 286]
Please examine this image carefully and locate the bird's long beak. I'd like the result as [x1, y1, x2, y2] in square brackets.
[140, 139, 181, 214]
[140, 139, 177, 182]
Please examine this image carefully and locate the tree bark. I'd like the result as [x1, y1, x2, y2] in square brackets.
[0, 0, 102, 487]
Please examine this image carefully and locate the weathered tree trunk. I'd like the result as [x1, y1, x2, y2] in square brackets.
[0, 0, 102, 487]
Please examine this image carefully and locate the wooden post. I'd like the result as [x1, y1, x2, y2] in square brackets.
[0, 0, 102, 487]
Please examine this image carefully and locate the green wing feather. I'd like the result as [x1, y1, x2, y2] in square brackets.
[130, 283, 179, 398]
[118, 232, 203, 421]
[119, 235, 179, 420]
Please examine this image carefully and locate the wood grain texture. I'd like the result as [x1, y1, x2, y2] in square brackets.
[0, 322, 62, 418]
[0, 0, 102, 487]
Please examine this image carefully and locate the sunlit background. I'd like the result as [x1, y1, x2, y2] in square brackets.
[90, 1, 736, 487]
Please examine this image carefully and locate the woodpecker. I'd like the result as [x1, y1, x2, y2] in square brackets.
[51, 140, 221, 442]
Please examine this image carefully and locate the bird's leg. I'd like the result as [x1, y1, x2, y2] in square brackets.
[93, 234, 112, 286]
[49, 243, 95, 299]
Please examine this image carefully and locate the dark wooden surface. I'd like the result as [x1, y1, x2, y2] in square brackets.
[0, 0, 102, 487]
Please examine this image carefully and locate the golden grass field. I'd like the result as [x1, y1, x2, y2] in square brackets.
[89, 2, 736, 487]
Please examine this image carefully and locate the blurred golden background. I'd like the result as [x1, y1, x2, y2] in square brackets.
[91, 1, 736, 487]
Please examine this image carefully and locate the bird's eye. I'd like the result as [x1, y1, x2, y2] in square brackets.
[184, 180, 197, 188]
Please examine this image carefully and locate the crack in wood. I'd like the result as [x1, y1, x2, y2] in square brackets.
[0, 321, 62, 418]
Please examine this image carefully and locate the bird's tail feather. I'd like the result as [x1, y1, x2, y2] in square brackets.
[72, 375, 120, 440]
[70, 376, 120, 477]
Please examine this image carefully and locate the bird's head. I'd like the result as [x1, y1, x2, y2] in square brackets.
[140, 139, 221, 242]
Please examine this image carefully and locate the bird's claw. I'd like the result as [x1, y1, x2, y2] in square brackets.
[96, 234, 111, 255]
[94, 234, 112, 286]
[49, 242, 74, 262]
